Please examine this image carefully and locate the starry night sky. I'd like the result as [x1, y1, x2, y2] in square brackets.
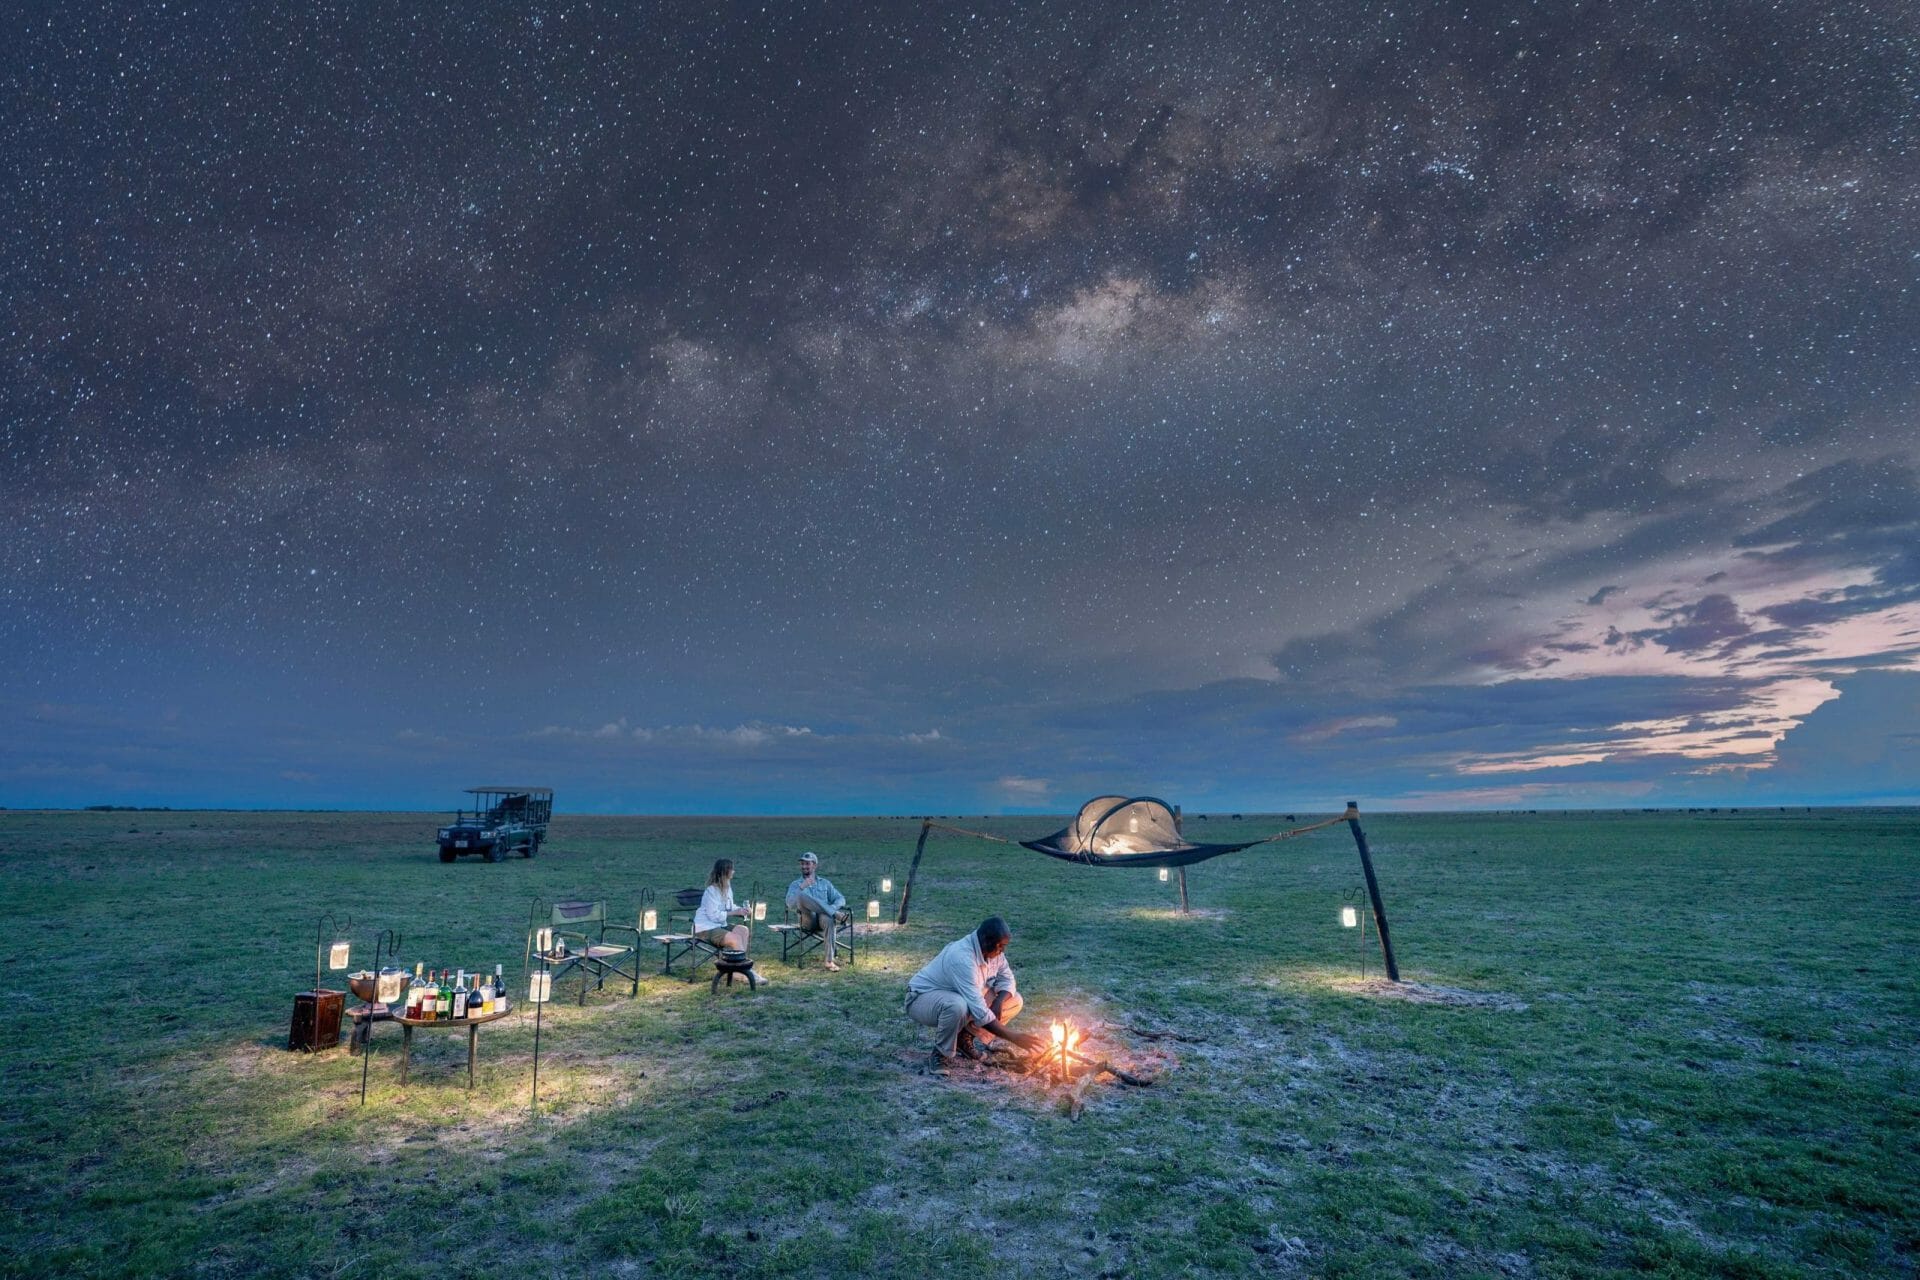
[5, 2, 1917, 812]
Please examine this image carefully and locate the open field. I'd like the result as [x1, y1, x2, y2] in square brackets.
[2, 807, 1915, 1279]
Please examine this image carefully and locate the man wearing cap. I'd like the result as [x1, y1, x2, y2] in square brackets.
[905, 916, 1047, 1072]
[785, 851, 849, 971]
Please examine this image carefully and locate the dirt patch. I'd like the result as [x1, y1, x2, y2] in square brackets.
[1341, 979, 1529, 1011]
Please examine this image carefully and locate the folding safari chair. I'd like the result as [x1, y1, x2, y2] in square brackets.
[650, 887, 723, 981]
[525, 900, 640, 1004]
[770, 901, 856, 969]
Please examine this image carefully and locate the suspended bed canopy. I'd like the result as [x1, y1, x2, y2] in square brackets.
[896, 796, 1401, 980]
[1022, 795, 1266, 868]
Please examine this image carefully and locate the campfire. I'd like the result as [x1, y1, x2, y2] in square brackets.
[985, 1015, 1158, 1118]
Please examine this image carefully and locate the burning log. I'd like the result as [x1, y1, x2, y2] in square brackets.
[1061, 1046, 1154, 1088]
[1035, 1017, 1156, 1089]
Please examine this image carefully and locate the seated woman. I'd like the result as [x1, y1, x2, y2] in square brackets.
[693, 858, 762, 976]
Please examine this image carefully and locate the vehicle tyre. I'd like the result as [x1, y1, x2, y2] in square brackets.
[522, 839, 536, 858]
[439, 848, 457, 863]
[484, 844, 501, 863]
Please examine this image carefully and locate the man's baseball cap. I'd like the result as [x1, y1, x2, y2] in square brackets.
[798, 851, 818, 864]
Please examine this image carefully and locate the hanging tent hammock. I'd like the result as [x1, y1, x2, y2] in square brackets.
[895, 797, 1400, 980]
[1022, 795, 1268, 868]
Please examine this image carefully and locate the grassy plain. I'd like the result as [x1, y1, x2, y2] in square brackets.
[1, 807, 1915, 1278]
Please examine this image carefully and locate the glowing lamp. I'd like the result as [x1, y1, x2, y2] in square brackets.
[642, 907, 658, 932]
[754, 900, 768, 922]
[376, 967, 408, 1004]
[881, 876, 893, 893]
[528, 970, 553, 1004]
[535, 926, 553, 955]
[1341, 906, 1359, 929]
[866, 898, 881, 920]
[328, 939, 351, 970]
[1157, 867, 1169, 883]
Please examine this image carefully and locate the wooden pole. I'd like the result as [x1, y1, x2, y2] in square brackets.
[1173, 806, 1189, 913]
[1344, 802, 1400, 981]
[897, 819, 933, 925]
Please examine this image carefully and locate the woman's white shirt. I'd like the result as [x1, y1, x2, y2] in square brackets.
[694, 884, 736, 933]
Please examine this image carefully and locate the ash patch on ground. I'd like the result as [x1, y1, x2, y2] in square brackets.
[1341, 978, 1529, 1010]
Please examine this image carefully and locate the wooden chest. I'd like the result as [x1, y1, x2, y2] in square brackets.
[289, 989, 345, 1052]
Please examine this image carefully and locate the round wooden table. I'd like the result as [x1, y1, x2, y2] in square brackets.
[392, 1005, 512, 1088]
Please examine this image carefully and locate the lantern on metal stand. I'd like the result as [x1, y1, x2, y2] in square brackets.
[317, 913, 352, 994]
[358, 928, 403, 1105]
[640, 888, 658, 934]
[1340, 888, 1368, 979]
[528, 931, 555, 1119]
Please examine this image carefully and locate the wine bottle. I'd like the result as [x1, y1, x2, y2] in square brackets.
[452, 971, 468, 1020]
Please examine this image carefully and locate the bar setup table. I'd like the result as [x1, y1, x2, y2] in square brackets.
[393, 1002, 512, 1088]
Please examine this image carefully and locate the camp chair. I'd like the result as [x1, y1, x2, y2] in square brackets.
[525, 900, 640, 1004]
[650, 888, 724, 980]
[770, 901, 856, 969]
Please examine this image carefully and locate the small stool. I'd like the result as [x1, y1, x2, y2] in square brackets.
[710, 955, 759, 993]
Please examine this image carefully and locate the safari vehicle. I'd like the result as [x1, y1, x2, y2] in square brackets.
[437, 786, 553, 862]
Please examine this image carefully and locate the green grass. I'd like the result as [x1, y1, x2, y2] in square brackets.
[2, 808, 1915, 1278]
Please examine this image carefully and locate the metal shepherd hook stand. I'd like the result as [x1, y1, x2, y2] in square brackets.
[315, 912, 352, 997]
[358, 928, 400, 1105]
[528, 925, 555, 1120]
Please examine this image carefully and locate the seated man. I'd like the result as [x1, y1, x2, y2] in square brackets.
[905, 916, 1046, 1071]
[785, 850, 849, 971]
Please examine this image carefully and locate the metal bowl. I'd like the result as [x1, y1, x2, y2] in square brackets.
[347, 970, 379, 1002]
[717, 948, 750, 966]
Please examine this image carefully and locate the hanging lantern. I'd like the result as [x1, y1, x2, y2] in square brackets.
[536, 926, 553, 955]
[642, 906, 658, 932]
[328, 938, 351, 970]
[866, 898, 881, 920]
[754, 900, 768, 922]
[528, 970, 553, 1003]
[881, 876, 893, 893]
[1157, 867, 1169, 883]
[376, 967, 408, 1004]
[1341, 906, 1359, 929]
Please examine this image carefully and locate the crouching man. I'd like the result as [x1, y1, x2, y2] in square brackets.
[905, 916, 1047, 1071]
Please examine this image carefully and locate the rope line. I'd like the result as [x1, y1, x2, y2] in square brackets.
[923, 820, 1015, 844]
[1251, 811, 1354, 845]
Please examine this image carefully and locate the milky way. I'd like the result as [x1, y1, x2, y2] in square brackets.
[5, 3, 1917, 810]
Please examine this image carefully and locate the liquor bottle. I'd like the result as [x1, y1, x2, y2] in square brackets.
[438, 971, 452, 1018]
[410, 970, 429, 1019]
[494, 963, 507, 1013]
[452, 972, 468, 1020]
[480, 973, 494, 1016]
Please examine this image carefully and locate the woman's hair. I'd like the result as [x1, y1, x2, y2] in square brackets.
[708, 857, 735, 886]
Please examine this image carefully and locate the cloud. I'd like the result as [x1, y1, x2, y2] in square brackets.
[1290, 715, 1399, 744]
[1638, 593, 1751, 654]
